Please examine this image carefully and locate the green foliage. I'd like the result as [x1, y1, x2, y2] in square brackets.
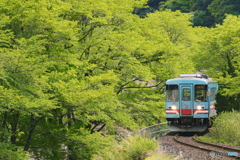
[192, 0, 214, 11]
[198, 111, 240, 146]
[190, 0, 215, 27]
[160, 0, 195, 12]
[215, 93, 239, 112]
[177, 0, 196, 12]
[6, 0, 240, 158]
[191, 10, 215, 27]
[148, 0, 166, 9]
[132, 0, 165, 18]
[208, 0, 240, 24]
[145, 151, 175, 160]
[0, 142, 30, 160]
[191, 14, 240, 111]
[0, 0, 198, 159]
[121, 135, 158, 160]
[159, 0, 240, 27]
[5, 0, 240, 157]
[98, 134, 158, 160]
[0, 129, 29, 160]
[133, 0, 240, 28]
[160, 0, 181, 12]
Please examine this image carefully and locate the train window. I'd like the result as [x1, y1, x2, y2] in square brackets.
[210, 87, 216, 102]
[166, 85, 178, 102]
[195, 85, 207, 102]
[182, 89, 191, 101]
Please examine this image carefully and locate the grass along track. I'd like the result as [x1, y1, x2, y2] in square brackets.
[174, 134, 240, 159]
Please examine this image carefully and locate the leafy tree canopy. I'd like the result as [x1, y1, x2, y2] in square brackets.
[191, 15, 240, 111]
[208, 0, 240, 24]
[0, 0, 195, 159]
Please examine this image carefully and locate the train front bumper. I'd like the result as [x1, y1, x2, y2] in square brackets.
[168, 124, 207, 132]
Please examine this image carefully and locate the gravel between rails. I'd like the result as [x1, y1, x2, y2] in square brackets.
[158, 132, 236, 160]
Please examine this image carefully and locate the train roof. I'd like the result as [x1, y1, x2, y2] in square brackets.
[166, 74, 216, 84]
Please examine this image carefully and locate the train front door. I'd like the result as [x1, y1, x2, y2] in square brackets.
[180, 85, 193, 116]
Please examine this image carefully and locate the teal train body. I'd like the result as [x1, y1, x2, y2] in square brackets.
[165, 74, 218, 132]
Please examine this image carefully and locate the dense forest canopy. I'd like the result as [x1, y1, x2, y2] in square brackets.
[134, 0, 240, 27]
[0, 0, 240, 159]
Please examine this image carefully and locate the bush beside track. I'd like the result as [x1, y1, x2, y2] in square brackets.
[95, 134, 173, 160]
[198, 110, 240, 146]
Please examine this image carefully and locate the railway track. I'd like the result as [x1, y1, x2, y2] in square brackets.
[174, 134, 240, 159]
[139, 124, 240, 159]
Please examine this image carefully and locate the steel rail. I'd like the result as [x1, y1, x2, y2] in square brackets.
[150, 129, 169, 135]
[138, 122, 169, 137]
[174, 134, 240, 159]
[193, 134, 240, 153]
[138, 122, 168, 134]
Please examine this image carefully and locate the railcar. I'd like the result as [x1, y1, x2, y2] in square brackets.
[165, 74, 218, 132]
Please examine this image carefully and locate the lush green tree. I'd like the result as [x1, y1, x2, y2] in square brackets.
[208, 0, 240, 24]
[133, 0, 166, 18]
[192, 0, 214, 11]
[160, 0, 195, 12]
[191, 15, 240, 111]
[159, 0, 240, 27]
[192, 15, 240, 74]
[191, 10, 215, 27]
[190, 0, 215, 27]
[0, 0, 197, 159]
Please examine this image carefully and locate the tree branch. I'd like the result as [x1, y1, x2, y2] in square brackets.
[30, 146, 68, 153]
[117, 79, 140, 95]
[50, 133, 85, 146]
[141, 57, 162, 64]
[78, 24, 98, 42]
[79, 46, 91, 60]
[157, 84, 166, 93]
[91, 121, 101, 134]
[30, 132, 51, 140]
[124, 81, 163, 89]
[117, 81, 130, 95]
[97, 124, 106, 132]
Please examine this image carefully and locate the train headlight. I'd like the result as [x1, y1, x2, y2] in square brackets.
[197, 105, 204, 110]
[169, 105, 177, 110]
[172, 105, 177, 110]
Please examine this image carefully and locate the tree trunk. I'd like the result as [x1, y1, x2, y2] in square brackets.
[1, 111, 8, 142]
[24, 114, 41, 151]
[59, 114, 63, 125]
[10, 111, 19, 145]
[67, 109, 75, 160]
[71, 110, 75, 122]
[238, 100, 240, 111]
[67, 109, 74, 160]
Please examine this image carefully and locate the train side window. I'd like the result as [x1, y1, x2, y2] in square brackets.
[195, 85, 207, 102]
[166, 85, 178, 102]
[182, 88, 190, 101]
[210, 87, 216, 102]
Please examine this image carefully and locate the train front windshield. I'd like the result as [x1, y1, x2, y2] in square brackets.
[166, 85, 178, 102]
[195, 85, 207, 102]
